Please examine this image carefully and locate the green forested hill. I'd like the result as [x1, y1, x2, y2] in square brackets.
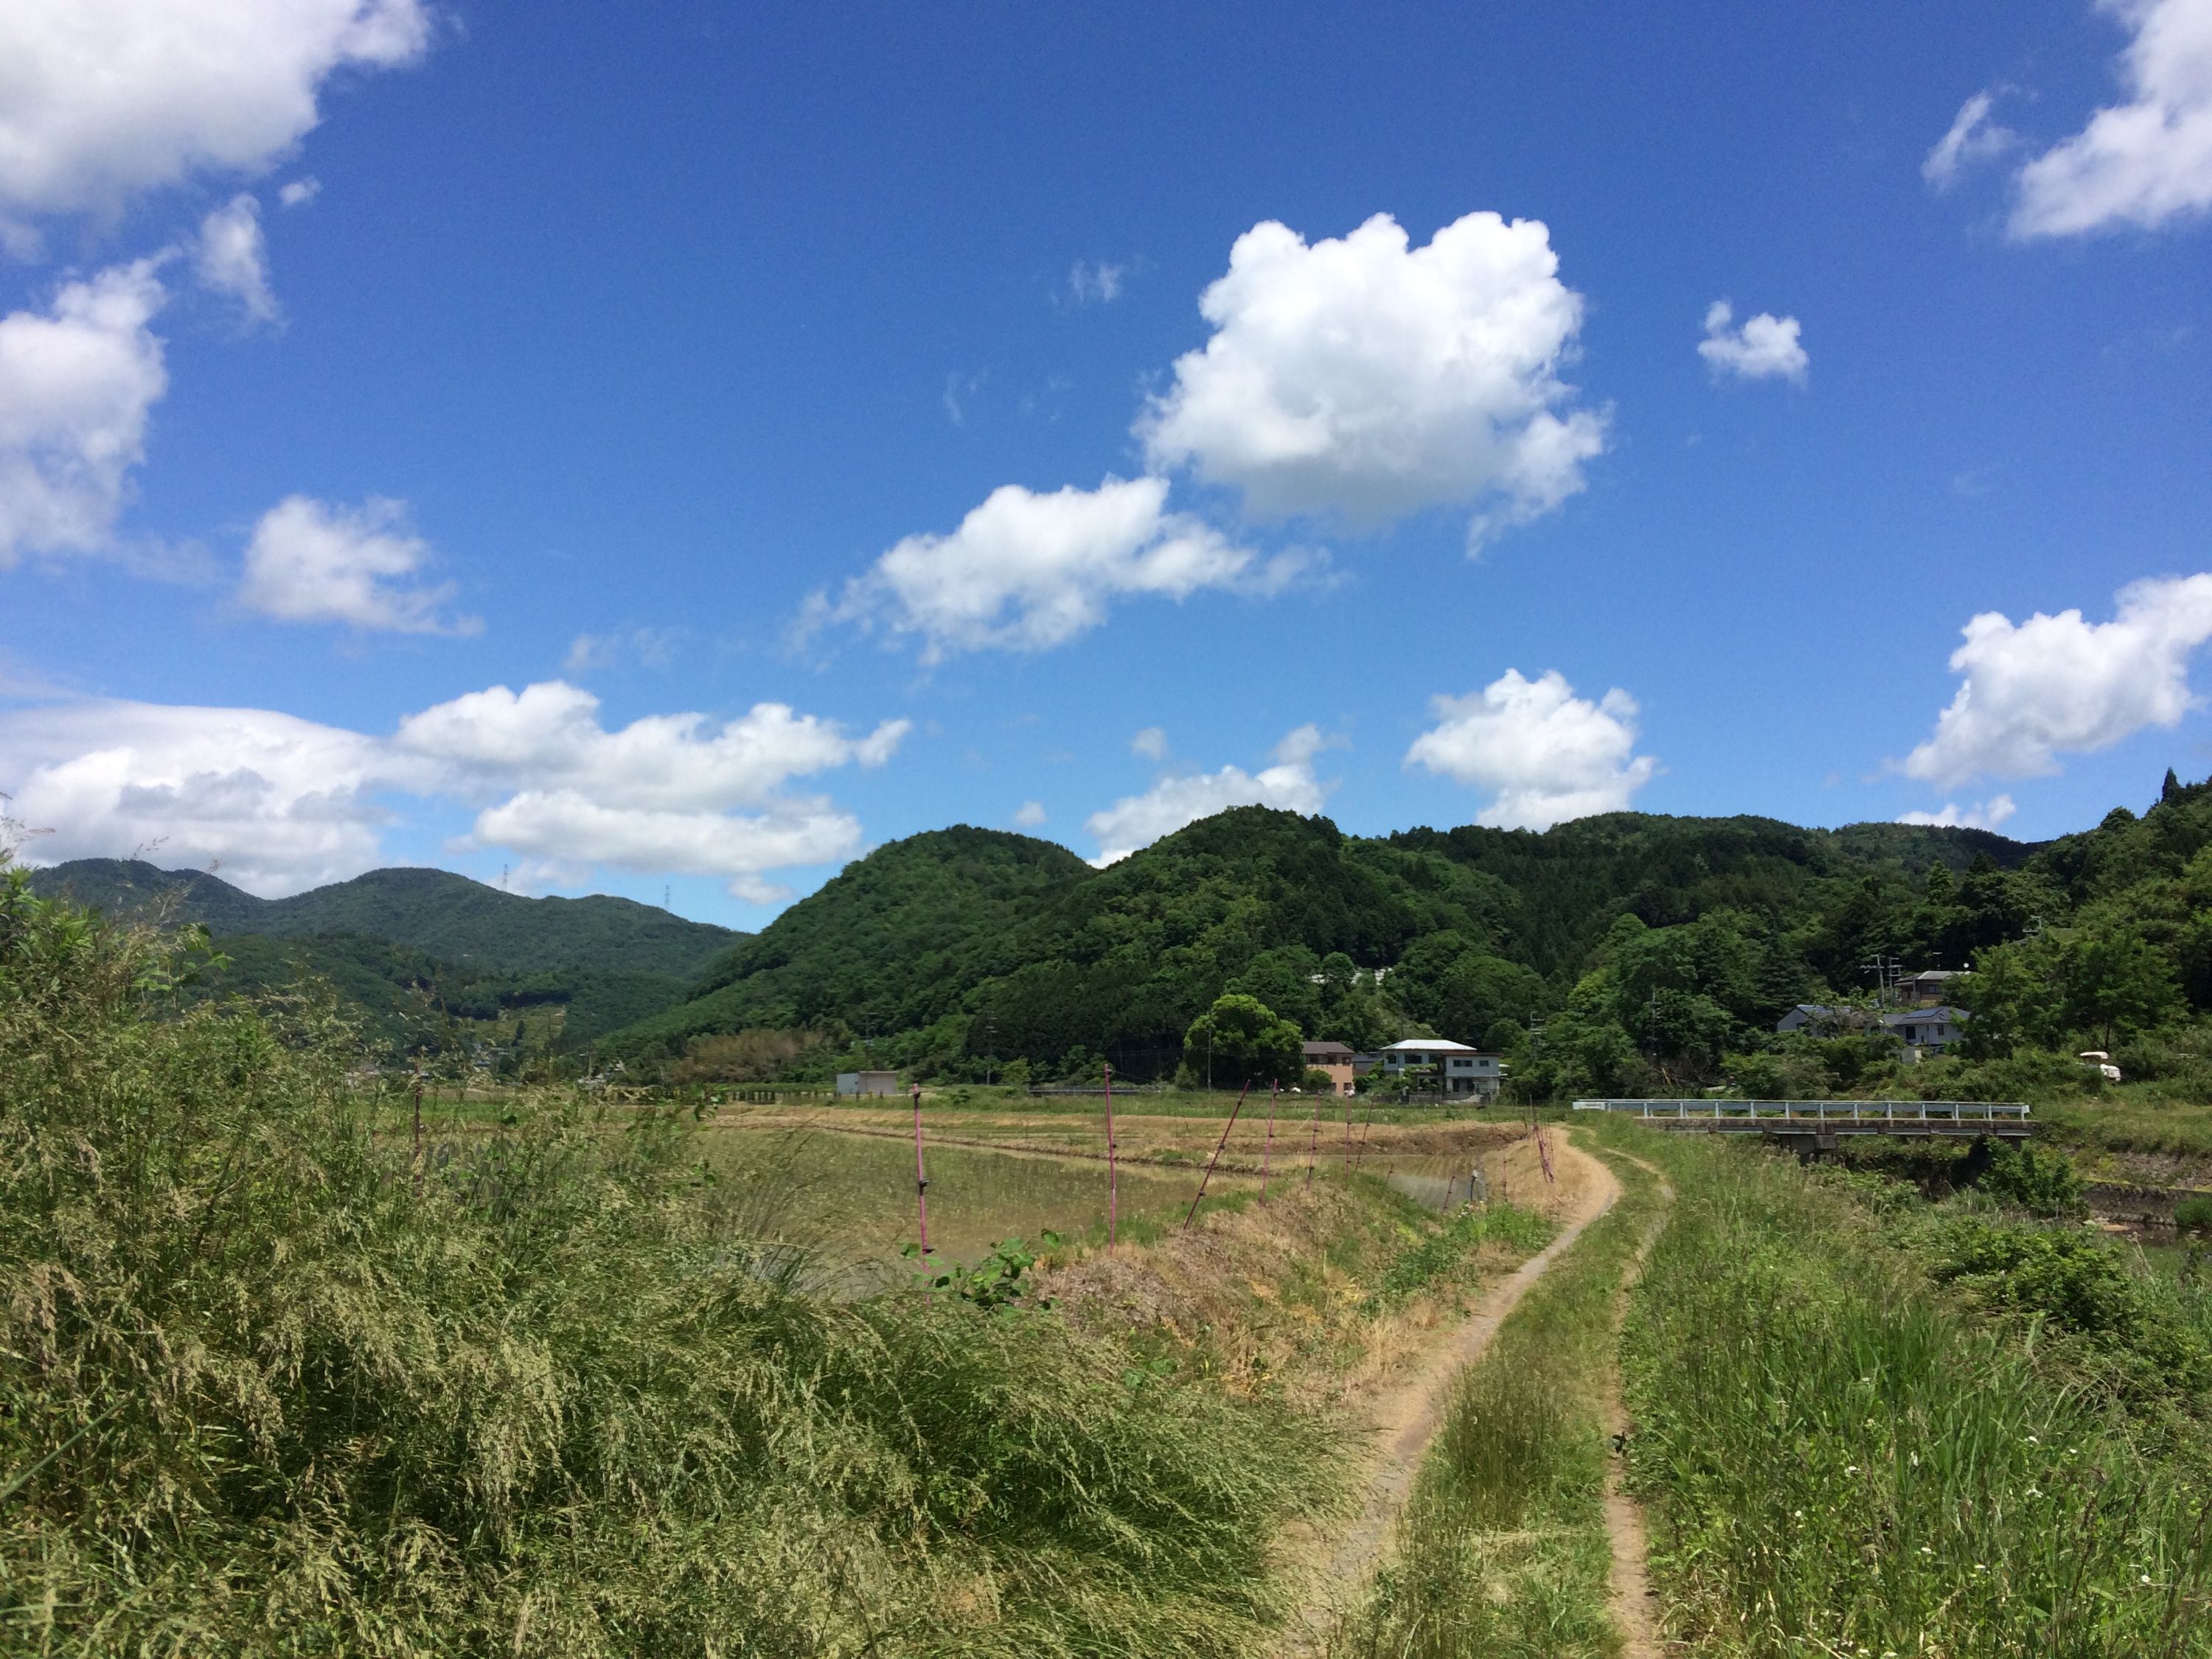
[609, 827, 1093, 1057]
[28, 860, 740, 1051]
[605, 800, 2111, 1096]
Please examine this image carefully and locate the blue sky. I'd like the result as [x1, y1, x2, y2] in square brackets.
[3, 0, 2210, 925]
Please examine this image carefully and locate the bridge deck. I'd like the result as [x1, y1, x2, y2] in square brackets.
[1571, 1099, 2032, 1140]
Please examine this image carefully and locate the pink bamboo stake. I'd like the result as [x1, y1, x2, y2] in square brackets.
[1103, 1061, 1119, 1253]
[909, 1082, 931, 1256]
[1260, 1079, 1279, 1202]
[1305, 1094, 1321, 1191]
[1184, 1079, 1251, 1230]
[1353, 1105, 1374, 1174]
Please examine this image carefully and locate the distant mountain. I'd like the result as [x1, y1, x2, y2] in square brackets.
[603, 807, 2045, 1079]
[28, 860, 742, 1050]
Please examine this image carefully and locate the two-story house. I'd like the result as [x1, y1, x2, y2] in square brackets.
[1377, 1038, 1506, 1101]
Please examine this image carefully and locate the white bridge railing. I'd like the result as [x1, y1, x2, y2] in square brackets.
[1571, 1099, 2030, 1124]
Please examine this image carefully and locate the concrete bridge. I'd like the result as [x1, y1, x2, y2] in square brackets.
[1571, 1098, 2032, 1155]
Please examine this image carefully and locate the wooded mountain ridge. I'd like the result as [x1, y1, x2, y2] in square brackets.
[27, 860, 741, 1050]
[602, 797, 2098, 1097]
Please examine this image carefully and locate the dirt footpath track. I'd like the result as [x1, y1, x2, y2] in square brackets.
[1599, 1147, 1674, 1659]
[1278, 1136, 1621, 1653]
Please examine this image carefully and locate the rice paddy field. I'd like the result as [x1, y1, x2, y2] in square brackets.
[689, 1095, 1537, 1288]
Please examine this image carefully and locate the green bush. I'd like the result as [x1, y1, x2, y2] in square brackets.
[1930, 1217, 2212, 1397]
[2175, 1194, 2212, 1234]
[1978, 1135, 2088, 1217]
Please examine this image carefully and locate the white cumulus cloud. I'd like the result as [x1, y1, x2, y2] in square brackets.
[1136, 211, 1607, 547]
[0, 260, 168, 565]
[239, 495, 480, 635]
[392, 681, 910, 811]
[0, 698, 396, 893]
[1085, 724, 1335, 866]
[1902, 574, 2212, 785]
[1013, 799, 1047, 827]
[1924, 90, 2021, 191]
[814, 475, 1306, 661]
[1405, 668, 1658, 830]
[0, 0, 431, 225]
[0, 681, 911, 901]
[277, 176, 320, 209]
[195, 193, 278, 324]
[1898, 796, 2019, 831]
[1697, 301, 1809, 384]
[1130, 726, 1168, 760]
[2011, 0, 2212, 237]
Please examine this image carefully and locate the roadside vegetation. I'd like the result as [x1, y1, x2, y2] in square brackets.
[1619, 1127, 2212, 1655]
[0, 868, 1344, 1657]
[1339, 1150, 1662, 1659]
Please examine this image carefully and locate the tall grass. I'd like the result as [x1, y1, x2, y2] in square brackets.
[1338, 1150, 1663, 1658]
[0, 871, 1332, 1656]
[1621, 1131, 2212, 1656]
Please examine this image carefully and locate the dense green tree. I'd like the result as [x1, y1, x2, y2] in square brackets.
[1178, 993, 1303, 1090]
[2063, 926, 2182, 1049]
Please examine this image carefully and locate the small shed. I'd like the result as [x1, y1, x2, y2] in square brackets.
[835, 1070, 901, 1098]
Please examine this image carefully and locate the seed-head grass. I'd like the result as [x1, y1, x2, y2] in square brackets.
[0, 869, 1332, 1656]
[1619, 1130, 2212, 1657]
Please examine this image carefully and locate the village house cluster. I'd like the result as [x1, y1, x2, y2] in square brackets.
[1301, 1038, 1506, 1100]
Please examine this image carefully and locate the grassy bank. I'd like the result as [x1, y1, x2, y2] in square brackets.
[1619, 1128, 2212, 1656]
[1336, 1141, 1664, 1658]
[0, 873, 1340, 1658]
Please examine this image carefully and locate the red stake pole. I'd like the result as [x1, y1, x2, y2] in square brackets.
[1260, 1079, 1279, 1202]
[1354, 1105, 1374, 1173]
[1306, 1093, 1321, 1191]
[910, 1082, 931, 1256]
[1103, 1062, 1119, 1253]
[1184, 1079, 1251, 1230]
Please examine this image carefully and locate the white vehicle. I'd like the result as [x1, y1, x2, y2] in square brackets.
[2079, 1051, 2124, 1083]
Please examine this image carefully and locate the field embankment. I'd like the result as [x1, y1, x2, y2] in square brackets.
[1329, 1137, 1665, 1659]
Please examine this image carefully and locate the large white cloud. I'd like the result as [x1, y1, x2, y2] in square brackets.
[1902, 574, 2212, 785]
[1084, 724, 1335, 866]
[1135, 211, 1606, 546]
[239, 495, 479, 634]
[1, 681, 910, 900]
[815, 476, 1304, 661]
[0, 0, 430, 224]
[392, 681, 909, 810]
[0, 698, 396, 893]
[2010, 0, 2212, 237]
[1697, 301, 1809, 384]
[1405, 668, 1658, 830]
[0, 261, 167, 564]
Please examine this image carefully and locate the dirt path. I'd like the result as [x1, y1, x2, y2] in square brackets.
[1597, 1147, 1674, 1659]
[1276, 1135, 1621, 1652]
